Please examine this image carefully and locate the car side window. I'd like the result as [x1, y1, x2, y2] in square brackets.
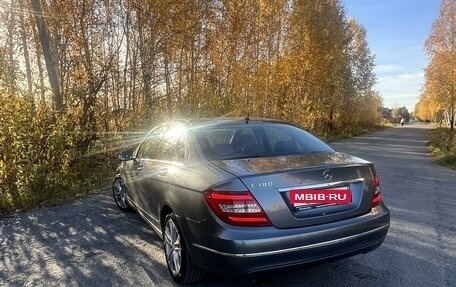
[137, 126, 166, 159]
[155, 125, 186, 161]
[185, 134, 201, 163]
[173, 137, 185, 162]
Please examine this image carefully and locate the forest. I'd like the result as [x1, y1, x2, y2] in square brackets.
[415, 0, 456, 168]
[0, 0, 381, 212]
[416, 0, 456, 130]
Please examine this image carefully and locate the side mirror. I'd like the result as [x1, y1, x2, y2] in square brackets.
[118, 149, 134, 161]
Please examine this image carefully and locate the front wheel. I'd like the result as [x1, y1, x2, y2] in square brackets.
[163, 213, 204, 284]
[112, 177, 132, 212]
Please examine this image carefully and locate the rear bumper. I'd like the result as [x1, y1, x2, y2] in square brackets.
[186, 204, 390, 276]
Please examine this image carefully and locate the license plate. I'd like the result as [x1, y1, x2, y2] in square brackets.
[290, 186, 351, 208]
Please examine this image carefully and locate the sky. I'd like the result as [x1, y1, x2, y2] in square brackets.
[343, 0, 441, 112]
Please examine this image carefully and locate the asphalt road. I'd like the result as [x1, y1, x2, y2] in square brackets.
[1, 123, 455, 287]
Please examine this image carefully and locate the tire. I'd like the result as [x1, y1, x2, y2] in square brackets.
[163, 213, 204, 284]
[112, 177, 132, 212]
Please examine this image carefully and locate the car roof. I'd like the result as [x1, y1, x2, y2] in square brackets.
[182, 117, 289, 128]
[150, 118, 300, 134]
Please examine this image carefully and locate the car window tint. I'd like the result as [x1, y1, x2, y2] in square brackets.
[196, 123, 333, 160]
[173, 137, 185, 162]
[231, 128, 266, 154]
[196, 128, 235, 159]
[185, 135, 201, 163]
[155, 125, 185, 161]
[204, 128, 234, 145]
[137, 126, 166, 159]
[263, 126, 305, 154]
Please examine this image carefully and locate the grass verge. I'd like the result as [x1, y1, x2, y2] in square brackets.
[427, 128, 456, 169]
[0, 153, 118, 216]
[322, 124, 391, 142]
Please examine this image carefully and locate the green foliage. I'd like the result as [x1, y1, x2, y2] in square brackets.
[427, 128, 456, 168]
[0, 93, 115, 213]
[392, 106, 410, 122]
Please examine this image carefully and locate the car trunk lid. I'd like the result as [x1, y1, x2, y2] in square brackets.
[210, 152, 377, 229]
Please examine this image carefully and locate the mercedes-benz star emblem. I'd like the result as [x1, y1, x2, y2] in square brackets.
[323, 169, 333, 182]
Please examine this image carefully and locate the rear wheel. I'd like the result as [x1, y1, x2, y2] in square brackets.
[112, 178, 132, 211]
[163, 213, 204, 284]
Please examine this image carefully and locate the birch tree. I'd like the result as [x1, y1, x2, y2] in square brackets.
[423, 0, 456, 130]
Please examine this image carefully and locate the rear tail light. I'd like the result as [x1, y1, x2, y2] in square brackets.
[372, 175, 382, 207]
[204, 190, 272, 227]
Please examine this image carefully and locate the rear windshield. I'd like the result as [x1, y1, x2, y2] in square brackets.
[195, 123, 334, 160]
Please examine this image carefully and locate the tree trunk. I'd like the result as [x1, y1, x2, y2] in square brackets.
[138, 11, 153, 115]
[450, 92, 454, 131]
[329, 108, 334, 132]
[30, 15, 45, 105]
[177, 46, 184, 111]
[131, 48, 137, 113]
[163, 50, 172, 116]
[5, 0, 17, 93]
[30, 0, 62, 111]
[19, 0, 33, 102]
[123, 8, 130, 111]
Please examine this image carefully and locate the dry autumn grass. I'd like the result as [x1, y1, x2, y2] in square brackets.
[427, 128, 456, 169]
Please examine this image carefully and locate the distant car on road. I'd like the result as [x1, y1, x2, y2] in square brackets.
[112, 118, 390, 283]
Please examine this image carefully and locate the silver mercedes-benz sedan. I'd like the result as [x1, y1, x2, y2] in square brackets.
[112, 118, 390, 283]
